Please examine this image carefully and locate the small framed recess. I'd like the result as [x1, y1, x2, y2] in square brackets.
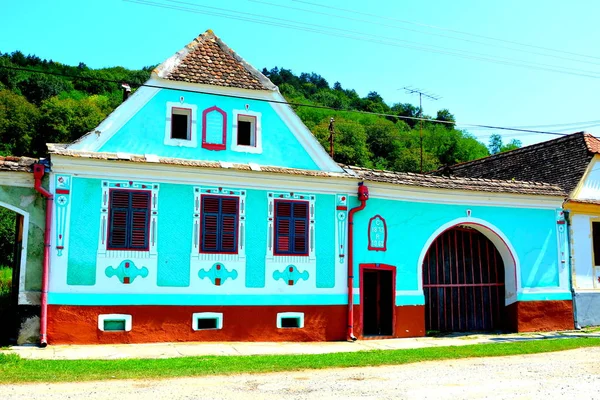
[192, 312, 223, 331]
[98, 314, 132, 332]
[276, 312, 304, 329]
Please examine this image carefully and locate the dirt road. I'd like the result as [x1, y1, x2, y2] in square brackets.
[2, 347, 599, 399]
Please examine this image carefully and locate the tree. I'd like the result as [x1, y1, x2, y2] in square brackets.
[501, 139, 522, 153]
[435, 109, 455, 130]
[17, 73, 74, 105]
[0, 90, 39, 156]
[488, 134, 503, 155]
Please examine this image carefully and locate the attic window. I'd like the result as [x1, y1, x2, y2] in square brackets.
[232, 110, 262, 154]
[171, 108, 191, 140]
[237, 115, 256, 146]
[164, 102, 197, 148]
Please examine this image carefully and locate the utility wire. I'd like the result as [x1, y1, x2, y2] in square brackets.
[0, 64, 574, 137]
[124, 0, 600, 79]
[292, 0, 600, 61]
[251, 0, 600, 68]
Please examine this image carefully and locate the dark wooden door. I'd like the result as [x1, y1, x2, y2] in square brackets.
[363, 269, 393, 336]
[423, 227, 505, 332]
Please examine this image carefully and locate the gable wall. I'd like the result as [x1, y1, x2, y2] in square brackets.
[97, 89, 322, 170]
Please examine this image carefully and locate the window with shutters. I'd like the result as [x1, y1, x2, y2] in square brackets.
[107, 190, 151, 251]
[200, 195, 239, 254]
[274, 200, 309, 256]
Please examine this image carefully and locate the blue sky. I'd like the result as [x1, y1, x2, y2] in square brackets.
[3, 0, 599, 146]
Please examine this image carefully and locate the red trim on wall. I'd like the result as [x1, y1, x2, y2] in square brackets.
[202, 106, 227, 151]
[199, 194, 239, 255]
[56, 189, 70, 195]
[106, 189, 152, 252]
[367, 215, 387, 251]
[171, 107, 192, 141]
[359, 263, 396, 337]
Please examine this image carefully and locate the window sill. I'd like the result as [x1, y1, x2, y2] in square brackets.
[164, 138, 197, 148]
[231, 144, 262, 154]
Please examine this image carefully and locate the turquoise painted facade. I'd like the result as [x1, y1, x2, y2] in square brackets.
[39, 30, 573, 342]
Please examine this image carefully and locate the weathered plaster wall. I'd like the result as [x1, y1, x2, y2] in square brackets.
[0, 183, 45, 294]
[98, 89, 321, 170]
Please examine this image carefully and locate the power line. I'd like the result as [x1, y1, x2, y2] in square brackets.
[292, 0, 600, 62]
[123, 0, 600, 79]
[0, 64, 574, 137]
[251, 0, 600, 68]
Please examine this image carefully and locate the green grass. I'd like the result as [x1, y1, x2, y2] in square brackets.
[0, 267, 11, 297]
[0, 337, 599, 384]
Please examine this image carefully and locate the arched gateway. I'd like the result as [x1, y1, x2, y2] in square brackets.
[420, 219, 518, 332]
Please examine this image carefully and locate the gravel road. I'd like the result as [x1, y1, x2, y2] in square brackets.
[2, 347, 600, 400]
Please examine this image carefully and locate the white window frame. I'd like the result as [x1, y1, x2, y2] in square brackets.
[192, 312, 223, 330]
[98, 314, 132, 332]
[232, 110, 262, 154]
[165, 101, 198, 148]
[277, 312, 304, 329]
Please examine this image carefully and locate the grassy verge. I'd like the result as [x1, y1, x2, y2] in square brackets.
[0, 266, 11, 298]
[1, 337, 599, 384]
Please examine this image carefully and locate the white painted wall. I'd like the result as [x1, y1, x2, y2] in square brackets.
[570, 213, 600, 290]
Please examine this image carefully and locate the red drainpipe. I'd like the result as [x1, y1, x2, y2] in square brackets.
[33, 163, 52, 347]
[347, 181, 369, 341]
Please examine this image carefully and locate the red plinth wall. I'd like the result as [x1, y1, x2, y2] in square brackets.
[48, 305, 426, 344]
[47, 301, 571, 344]
[506, 300, 574, 332]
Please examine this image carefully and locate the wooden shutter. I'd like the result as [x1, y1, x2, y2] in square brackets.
[201, 196, 239, 253]
[108, 191, 150, 250]
[275, 201, 308, 255]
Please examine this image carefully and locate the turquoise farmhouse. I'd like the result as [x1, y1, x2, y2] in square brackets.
[3, 31, 574, 344]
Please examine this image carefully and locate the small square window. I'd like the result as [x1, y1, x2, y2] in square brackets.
[171, 108, 191, 140]
[237, 115, 256, 147]
[593, 222, 600, 266]
[192, 312, 223, 331]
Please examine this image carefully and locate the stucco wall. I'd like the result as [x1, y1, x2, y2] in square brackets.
[48, 174, 568, 307]
[98, 89, 321, 170]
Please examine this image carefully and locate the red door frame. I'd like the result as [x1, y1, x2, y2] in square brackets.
[359, 263, 396, 337]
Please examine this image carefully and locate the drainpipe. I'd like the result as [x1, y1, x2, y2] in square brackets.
[33, 163, 52, 347]
[347, 181, 369, 341]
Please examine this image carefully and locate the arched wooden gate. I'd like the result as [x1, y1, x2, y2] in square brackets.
[422, 226, 505, 332]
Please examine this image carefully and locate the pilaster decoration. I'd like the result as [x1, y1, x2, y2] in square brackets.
[368, 215, 387, 252]
[266, 191, 316, 264]
[55, 174, 72, 256]
[191, 186, 246, 262]
[336, 194, 348, 264]
[97, 180, 159, 259]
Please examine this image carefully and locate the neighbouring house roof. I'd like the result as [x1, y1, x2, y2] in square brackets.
[153, 29, 277, 91]
[48, 145, 565, 197]
[435, 132, 600, 196]
[341, 165, 565, 197]
[0, 156, 38, 172]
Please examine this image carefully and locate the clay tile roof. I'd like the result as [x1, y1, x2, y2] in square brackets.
[0, 156, 38, 172]
[435, 131, 599, 196]
[47, 145, 565, 197]
[154, 29, 276, 91]
[342, 165, 565, 197]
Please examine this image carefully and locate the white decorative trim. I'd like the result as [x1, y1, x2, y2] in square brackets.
[277, 312, 304, 328]
[98, 314, 132, 331]
[50, 156, 564, 210]
[231, 110, 262, 154]
[266, 191, 316, 263]
[191, 186, 247, 262]
[192, 312, 223, 330]
[164, 102, 198, 148]
[416, 217, 521, 306]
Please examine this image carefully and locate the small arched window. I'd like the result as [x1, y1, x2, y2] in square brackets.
[202, 106, 227, 151]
